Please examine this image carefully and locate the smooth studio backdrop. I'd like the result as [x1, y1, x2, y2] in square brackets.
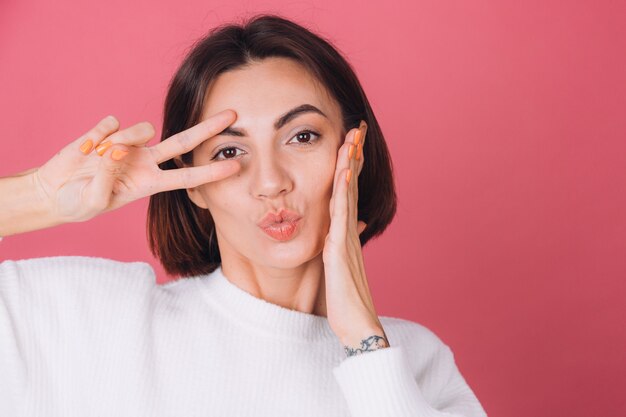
[1, 1, 624, 417]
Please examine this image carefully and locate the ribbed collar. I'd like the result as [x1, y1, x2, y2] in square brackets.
[196, 265, 337, 342]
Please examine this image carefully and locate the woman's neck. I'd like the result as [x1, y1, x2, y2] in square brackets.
[220, 255, 327, 317]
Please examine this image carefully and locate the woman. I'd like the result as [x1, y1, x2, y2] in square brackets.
[0, 14, 487, 417]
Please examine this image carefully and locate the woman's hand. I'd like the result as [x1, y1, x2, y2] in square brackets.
[323, 120, 390, 357]
[33, 110, 241, 224]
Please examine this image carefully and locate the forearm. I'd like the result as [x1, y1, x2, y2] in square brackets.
[0, 169, 63, 237]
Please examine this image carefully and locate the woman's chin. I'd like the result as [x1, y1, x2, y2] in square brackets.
[255, 235, 324, 268]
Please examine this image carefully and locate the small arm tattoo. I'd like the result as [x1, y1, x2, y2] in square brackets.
[344, 334, 390, 357]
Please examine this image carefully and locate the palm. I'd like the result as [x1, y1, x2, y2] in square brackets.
[47, 146, 160, 219]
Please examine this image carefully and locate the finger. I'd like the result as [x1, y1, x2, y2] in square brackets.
[349, 124, 366, 221]
[355, 121, 367, 176]
[347, 143, 356, 227]
[329, 127, 358, 219]
[156, 159, 241, 193]
[332, 127, 361, 195]
[329, 164, 351, 243]
[76, 115, 120, 156]
[94, 121, 156, 156]
[82, 144, 132, 211]
[149, 109, 237, 165]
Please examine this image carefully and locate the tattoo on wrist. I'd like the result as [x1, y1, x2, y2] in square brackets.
[344, 334, 390, 357]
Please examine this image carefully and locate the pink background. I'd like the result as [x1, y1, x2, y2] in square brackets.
[1, 1, 625, 416]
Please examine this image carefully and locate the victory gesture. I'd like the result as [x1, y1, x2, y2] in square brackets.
[32, 110, 241, 224]
[323, 120, 391, 357]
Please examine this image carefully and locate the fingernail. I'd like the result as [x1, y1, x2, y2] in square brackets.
[358, 121, 368, 145]
[354, 128, 362, 146]
[346, 169, 352, 183]
[80, 139, 93, 154]
[95, 141, 113, 156]
[356, 143, 362, 160]
[111, 149, 129, 161]
[348, 144, 355, 159]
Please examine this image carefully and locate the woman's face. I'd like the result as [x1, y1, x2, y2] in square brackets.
[185, 57, 345, 269]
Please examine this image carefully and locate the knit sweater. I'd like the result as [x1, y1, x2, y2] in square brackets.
[0, 256, 487, 417]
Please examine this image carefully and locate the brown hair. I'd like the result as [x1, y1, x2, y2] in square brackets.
[147, 13, 397, 279]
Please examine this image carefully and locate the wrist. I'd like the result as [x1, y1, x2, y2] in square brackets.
[341, 327, 390, 357]
[0, 170, 64, 237]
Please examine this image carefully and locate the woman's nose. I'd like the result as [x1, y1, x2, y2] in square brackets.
[251, 153, 293, 199]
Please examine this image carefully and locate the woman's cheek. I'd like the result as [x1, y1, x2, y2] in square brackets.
[200, 180, 235, 212]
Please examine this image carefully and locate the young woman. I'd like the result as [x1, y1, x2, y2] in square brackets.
[0, 14, 487, 417]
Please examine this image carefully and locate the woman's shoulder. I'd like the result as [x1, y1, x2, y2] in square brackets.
[2, 254, 154, 276]
[0, 255, 157, 296]
[3, 254, 152, 273]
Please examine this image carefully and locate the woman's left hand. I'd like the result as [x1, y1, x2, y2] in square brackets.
[323, 120, 390, 357]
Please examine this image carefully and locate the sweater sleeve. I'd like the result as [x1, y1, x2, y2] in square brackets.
[332, 335, 487, 417]
[0, 256, 155, 416]
[0, 259, 24, 417]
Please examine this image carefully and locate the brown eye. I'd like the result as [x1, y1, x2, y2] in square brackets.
[289, 129, 321, 145]
[221, 148, 237, 158]
[211, 146, 245, 161]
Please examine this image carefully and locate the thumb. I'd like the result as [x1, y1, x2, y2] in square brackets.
[83, 144, 130, 211]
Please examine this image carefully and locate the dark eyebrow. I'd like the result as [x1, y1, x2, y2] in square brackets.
[218, 104, 328, 137]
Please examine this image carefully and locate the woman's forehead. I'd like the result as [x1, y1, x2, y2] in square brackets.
[201, 58, 341, 123]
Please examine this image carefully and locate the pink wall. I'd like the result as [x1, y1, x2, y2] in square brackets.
[1, 1, 624, 416]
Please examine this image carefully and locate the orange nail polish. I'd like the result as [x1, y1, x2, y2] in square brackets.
[111, 149, 129, 161]
[95, 141, 113, 156]
[356, 143, 362, 160]
[348, 144, 355, 159]
[346, 169, 352, 183]
[79, 139, 93, 154]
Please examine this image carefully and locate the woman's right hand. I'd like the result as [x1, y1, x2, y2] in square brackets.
[33, 109, 241, 224]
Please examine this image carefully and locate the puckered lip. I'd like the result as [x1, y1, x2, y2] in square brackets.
[257, 208, 302, 229]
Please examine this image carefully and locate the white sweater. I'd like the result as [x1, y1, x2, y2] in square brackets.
[0, 256, 487, 417]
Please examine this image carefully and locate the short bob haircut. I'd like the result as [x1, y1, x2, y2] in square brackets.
[147, 13, 397, 279]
